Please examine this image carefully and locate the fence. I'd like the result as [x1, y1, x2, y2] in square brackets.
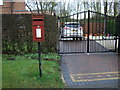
[58, 10, 119, 54]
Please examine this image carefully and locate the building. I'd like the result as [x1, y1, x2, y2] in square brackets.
[0, 0, 26, 14]
[0, 0, 55, 15]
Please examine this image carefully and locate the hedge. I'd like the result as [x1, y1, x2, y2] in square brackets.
[2, 14, 58, 54]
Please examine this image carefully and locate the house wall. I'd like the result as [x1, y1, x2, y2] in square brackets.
[0, 2, 13, 14]
[83, 23, 104, 35]
[0, 1, 26, 14]
[13, 2, 25, 11]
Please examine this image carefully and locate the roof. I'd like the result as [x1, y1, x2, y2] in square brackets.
[64, 22, 80, 24]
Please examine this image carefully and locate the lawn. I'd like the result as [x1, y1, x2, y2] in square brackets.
[2, 53, 64, 88]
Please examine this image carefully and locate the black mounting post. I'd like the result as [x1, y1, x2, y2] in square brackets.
[118, 14, 120, 54]
[118, 36, 120, 53]
[38, 42, 42, 77]
[87, 10, 90, 53]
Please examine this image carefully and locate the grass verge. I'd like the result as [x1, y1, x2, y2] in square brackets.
[2, 53, 64, 88]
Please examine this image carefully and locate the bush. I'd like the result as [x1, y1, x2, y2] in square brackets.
[2, 14, 58, 54]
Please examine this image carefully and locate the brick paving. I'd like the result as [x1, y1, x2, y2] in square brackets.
[60, 53, 120, 88]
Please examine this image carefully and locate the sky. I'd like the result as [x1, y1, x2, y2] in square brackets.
[0, 0, 3, 5]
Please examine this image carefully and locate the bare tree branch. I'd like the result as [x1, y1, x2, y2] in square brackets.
[25, 3, 33, 14]
[35, 0, 40, 14]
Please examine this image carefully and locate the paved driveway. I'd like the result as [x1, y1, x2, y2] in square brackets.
[59, 40, 111, 54]
[60, 53, 120, 88]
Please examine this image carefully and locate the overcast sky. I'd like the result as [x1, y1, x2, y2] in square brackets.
[0, 0, 3, 5]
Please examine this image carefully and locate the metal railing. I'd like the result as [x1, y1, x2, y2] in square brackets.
[58, 10, 119, 54]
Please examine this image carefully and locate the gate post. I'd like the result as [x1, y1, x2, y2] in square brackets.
[117, 14, 120, 54]
[57, 16, 60, 53]
[117, 1, 120, 54]
[87, 10, 90, 53]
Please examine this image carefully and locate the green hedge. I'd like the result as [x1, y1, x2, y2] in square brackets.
[2, 14, 58, 54]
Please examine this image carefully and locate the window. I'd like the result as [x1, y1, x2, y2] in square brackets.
[0, 0, 3, 5]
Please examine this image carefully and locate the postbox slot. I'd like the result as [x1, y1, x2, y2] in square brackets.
[33, 19, 43, 21]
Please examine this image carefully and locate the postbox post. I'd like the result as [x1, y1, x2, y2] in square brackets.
[32, 14, 45, 78]
[38, 42, 42, 77]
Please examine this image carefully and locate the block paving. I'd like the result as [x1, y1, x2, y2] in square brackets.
[60, 53, 120, 88]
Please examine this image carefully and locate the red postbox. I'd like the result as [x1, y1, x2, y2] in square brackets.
[32, 14, 45, 42]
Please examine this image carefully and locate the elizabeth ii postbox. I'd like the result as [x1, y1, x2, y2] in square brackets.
[32, 14, 45, 42]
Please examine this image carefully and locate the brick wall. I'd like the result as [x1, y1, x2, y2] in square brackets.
[13, 2, 25, 10]
[83, 23, 104, 35]
[0, 1, 26, 14]
[1, 2, 12, 14]
[0, 1, 55, 15]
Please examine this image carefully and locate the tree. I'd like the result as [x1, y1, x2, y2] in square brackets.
[104, 1, 108, 15]
[25, 0, 57, 15]
[114, 2, 118, 16]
